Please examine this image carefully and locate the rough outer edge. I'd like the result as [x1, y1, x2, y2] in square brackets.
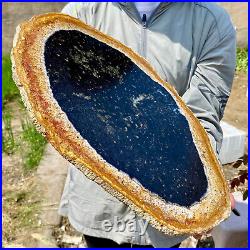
[11, 13, 231, 235]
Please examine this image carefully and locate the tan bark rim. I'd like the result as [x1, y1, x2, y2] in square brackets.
[11, 13, 231, 235]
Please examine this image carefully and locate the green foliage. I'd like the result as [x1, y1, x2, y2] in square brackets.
[2, 109, 16, 154]
[236, 48, 248, 73]
[2, 108, 47, 171]
[2, 55, 20, 106]
[20, 119, 47, 172]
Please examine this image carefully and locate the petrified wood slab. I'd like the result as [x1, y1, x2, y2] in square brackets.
[11, 13, 231, 235]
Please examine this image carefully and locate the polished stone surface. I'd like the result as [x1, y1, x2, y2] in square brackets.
[44, 30, 208, 207]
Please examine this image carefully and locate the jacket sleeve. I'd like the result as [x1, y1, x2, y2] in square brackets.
[61, 2, 91, 21]
[182, 24, 236, 156]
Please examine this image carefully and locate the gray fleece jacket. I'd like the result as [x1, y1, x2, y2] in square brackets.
[59, 2, 236, 247]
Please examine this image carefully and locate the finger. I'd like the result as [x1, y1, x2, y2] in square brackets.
[230, 193, 235, 209]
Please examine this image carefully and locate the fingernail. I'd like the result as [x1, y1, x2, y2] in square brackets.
[232, 208, 240, 216]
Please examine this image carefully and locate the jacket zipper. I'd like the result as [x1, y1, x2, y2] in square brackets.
[140, 14, 147, 58]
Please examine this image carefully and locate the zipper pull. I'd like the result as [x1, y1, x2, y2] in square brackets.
[142, 14, 147, 28]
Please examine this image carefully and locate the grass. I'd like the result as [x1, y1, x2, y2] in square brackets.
[21, 119, 47, 172]
[2, 55, 20, 106]
[236, 48, 248, 73]
[2, 106, 47, 171]
[2, 108, 47, 171]
[2, 109, 16, 155]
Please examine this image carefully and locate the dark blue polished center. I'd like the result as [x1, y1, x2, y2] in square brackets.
[44, 30, 208, 207]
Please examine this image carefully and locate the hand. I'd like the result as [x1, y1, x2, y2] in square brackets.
[193, 193, 236, 240]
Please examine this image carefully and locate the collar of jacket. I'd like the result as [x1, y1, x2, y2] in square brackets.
[116, 2, 172, 26]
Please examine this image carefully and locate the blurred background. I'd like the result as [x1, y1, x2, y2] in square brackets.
[2, 2, 248, 248]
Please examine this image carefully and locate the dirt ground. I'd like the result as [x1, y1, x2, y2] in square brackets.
[221, 72, 248, 194]
[2, 72, 248, 248]
[223, 72, 248, 133]
[223, 71, 248, 158]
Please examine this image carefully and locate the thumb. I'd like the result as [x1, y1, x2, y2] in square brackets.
[230, 193, 235, 209]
